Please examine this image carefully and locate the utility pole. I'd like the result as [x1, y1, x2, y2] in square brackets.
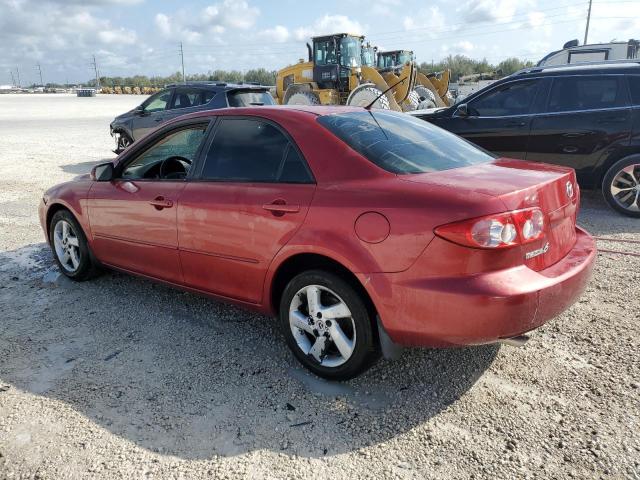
[179, 42, 186, 83]
[583, 0, 592, 45]
[15, 67, 21, 87]
[91, 55, 100, 89]
[9, 71, 16, 86]
[36, 63, 44, 87]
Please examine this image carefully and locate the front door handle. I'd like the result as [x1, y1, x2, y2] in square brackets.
[505, 121, 526, 127]
[262, 200, 300, 216]
[562, 146, 579, 154]
[149, 196, 173, 210]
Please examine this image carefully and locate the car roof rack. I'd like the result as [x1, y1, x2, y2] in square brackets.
[513, 59, 640, 77]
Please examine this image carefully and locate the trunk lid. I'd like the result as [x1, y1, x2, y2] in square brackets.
[400, 158, 579, 270]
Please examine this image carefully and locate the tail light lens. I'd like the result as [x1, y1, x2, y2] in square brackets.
[435, 208, 546, 249]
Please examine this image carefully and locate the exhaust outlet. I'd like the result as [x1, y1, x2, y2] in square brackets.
[499, 335, 530, 347]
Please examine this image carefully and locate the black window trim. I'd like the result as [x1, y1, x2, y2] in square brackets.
[540, 73, 631, 116]
[114, 118, 215, 182]
[460, 78, 542, 119]
[169, 86, 216, 111]
[192, 115, 316, 185]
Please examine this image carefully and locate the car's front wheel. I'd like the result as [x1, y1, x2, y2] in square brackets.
[49, 210, 99, 280]
[602, 155, 640, 217]
[279, 270, 378, 380]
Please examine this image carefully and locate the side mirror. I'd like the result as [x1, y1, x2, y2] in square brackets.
[134, 105, 146, 116]
[455, 103, 469, 117]
[91, 162, 114, 182]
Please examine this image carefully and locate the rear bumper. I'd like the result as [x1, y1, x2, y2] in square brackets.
[361, 227, 596, 347]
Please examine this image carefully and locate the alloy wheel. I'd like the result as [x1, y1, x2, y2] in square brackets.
[609, 164, 640, 213]
[53, 220, 81, 272]
[289, 285, 356, 368]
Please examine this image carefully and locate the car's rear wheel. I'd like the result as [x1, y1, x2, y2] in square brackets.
[279, 270, 377, 380]
[602, 156, 640, 217]
[49, 210, 99, 280]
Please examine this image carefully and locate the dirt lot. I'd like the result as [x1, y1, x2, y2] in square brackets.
[0, 94, 638, 480]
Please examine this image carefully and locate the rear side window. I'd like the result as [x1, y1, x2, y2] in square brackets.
[227, 90, 274, 107]
[468, 80, 538, 116]
[203, 90, 216, 104]
[629, 76, 640, 105]
[201, 118, 313, 183]
[547, 76, 624, 112]
[172, 88, 205, 109]
[317, 111, 495, 174]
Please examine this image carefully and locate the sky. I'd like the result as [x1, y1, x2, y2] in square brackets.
[1, 0, 639, 85]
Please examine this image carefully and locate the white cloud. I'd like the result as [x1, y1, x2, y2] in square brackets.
[294, 15, 365, 41]
[456, 0, 534, 24]
[98, 28, 137, 45]
[403, 6, 446, 34]
[455, 40, 474, 52]
[258, 25, 290, 43]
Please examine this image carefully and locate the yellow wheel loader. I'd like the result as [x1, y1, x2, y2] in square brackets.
[377, 50, 453, 109]
[275, 33, 416, 111]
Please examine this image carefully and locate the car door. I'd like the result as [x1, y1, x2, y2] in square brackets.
[88, 122, 210, 283]
[431, 79, 541, 159]
[177, 116, 316, 304]
[526, 75, 631, 186]
[131, 89, 174, 140]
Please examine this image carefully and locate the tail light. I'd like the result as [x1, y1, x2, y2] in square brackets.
[435, 208, 545, 249]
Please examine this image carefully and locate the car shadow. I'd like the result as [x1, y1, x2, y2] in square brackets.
[578, 190, 640, 236]
[0, 243, 499, 460]
[60, 158, 115, 176]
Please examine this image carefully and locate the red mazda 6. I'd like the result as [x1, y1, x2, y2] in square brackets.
[40, 106, 596, 379]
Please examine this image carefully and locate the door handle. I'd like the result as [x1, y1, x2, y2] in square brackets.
[262, 200, 300, 216]
[562, 132, 586, 138]
[149, 196, 173, 210]
[598, 116, 627, 124]
[154, 117, 164, 122]
[562, 146, 579, 154]
[506, 121, 526, 127]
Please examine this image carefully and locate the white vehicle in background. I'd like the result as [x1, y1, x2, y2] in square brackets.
[538, 39, 639, 66]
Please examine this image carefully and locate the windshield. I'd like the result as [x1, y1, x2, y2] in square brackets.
[377, 54, 394, 69]
[362, 47, 375, 67]
[227, 90, 274, 107]
[398, 52, 413, 64]
[317, 111, 495, 174]
[340, 37, 362, 67]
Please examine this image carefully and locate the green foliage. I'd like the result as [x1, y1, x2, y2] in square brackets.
[87, 55, 532, 87]
[418, 55, 534, 81]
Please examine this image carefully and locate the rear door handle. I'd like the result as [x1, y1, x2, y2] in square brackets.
[598, 116, 627, 124]
[262, 201, 300, 215]
[149, 196, 173, 209]
[562, 146, 579, 154]
[506, 121, 526, 127]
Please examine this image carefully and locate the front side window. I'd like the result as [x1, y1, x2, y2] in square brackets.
[317, 111, 494, 174]
[398, 52, 413, 65]
[143, 90, 172, 113]
[547, 76, 624, 112]
[362, 48, 375, 67]
[468, 80, 538, 117]
[227, 90, 275, 107]
[172, 88, 204, 109]
[121, 125, 207, 180]
[201, 118, 312, 183]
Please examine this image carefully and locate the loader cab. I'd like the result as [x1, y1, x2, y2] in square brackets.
[377, 50, 415, 72]
[361, 43, 377, 68]
[312, 33, 363, 91]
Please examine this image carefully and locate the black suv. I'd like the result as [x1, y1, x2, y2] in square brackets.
[411, 61, 640, 217]
[110, 82, 274, 153]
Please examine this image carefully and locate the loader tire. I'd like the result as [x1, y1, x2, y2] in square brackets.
[346, 85, 390, 110]
[414, 85, 437, 109]
[403, 90, 421, 111]
[284, 90, 321, 106]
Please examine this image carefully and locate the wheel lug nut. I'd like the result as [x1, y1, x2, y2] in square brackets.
[325, 320, 332, 327]
[316, 312, 322, 318]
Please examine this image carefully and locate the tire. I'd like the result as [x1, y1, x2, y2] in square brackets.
[279, 270, 378, 380]
[414, 85, 437, 109]
[284, 89, 320, 106]
[402, 90, 420, 112]
[346, 85, 390, 110]
[49, 209, 100, 281]
[602, 155, 640, 217]
[114, 131, 133, 154]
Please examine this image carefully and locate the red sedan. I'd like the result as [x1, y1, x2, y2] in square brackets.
[39, 106, 596, 379]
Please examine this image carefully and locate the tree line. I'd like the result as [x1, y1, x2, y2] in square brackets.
[33, 55, 534, 89]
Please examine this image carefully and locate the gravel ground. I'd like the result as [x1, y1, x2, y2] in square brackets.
[0, 94, 638, 480]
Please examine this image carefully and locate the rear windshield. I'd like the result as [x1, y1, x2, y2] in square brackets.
[317, 110, 494, 174]
[227, 90, 275, 107]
